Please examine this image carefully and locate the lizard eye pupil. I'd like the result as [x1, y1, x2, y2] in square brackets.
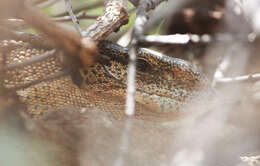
[136, 58, 151, 72]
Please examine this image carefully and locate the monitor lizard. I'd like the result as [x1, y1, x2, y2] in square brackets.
[1, 37, 210, 122]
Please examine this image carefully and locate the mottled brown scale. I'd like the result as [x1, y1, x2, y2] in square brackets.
[2, 39, 209, 121]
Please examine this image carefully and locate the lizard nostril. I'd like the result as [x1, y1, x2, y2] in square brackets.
[136, 58, 151, 73]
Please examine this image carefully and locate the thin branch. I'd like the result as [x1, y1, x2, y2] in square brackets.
[211, 53, 232, 87]
[9, 69, 71, 91]
[113, 118, 133, 166]
[1, 12, 98, 25]
[0, 49, 56, 72]
[32, 0, 50, 5]
[53, 0, 104, 17]
[63, 0, 83, 36]
[124, 0, 148, 116]
[212, 43, 251, 86]
[124, 45, 137, 116]
[128, 7, 136, 13]
[113, 1, 149, 166]
[0, 27, 53, 49]
[53, 11, 98, 21]
[139, 33, 253, 46]
[25, 3, 98, 67]
[140, 34, 191, 45]
[0, 19, 25, 25]
[37, 0, 60, 8]
[216, 73, 260, 83]
[82, 0, 129, 41]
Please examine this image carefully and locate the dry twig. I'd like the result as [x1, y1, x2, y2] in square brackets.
[114, 1, 150, 166]
[82, 0, 129, 41]
[125, 0, 149, 116]
[53, 11, 98, 21]
[139, 33, 253, 46]
[63, 0, 82, 36]
[212, 43, 254, 86]
[216, 73, 260, 83]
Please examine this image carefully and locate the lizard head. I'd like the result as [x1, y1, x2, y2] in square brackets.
[95, 40, 210, 119]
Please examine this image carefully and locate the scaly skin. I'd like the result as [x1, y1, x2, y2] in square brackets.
[1, 39, 209, 121]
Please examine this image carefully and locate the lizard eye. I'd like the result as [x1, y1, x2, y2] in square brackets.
[136, 58, 151, 73]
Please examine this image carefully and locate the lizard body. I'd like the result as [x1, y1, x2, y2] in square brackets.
[1, 38, 209, 121]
